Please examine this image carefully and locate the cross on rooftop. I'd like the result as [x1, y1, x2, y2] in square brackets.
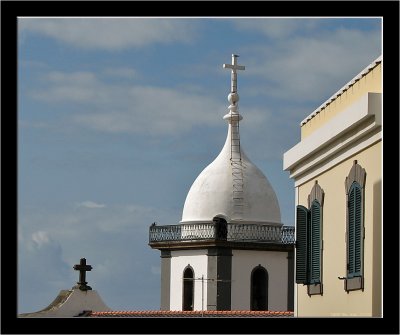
[73, 258, 92, 291]
[223, 54, 245, 93]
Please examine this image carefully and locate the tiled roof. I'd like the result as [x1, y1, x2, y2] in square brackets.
[86, 310, 294, 318]
[300, 55, 382, 126]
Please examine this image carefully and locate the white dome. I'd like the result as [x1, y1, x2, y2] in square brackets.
[181, 124, 281, 225]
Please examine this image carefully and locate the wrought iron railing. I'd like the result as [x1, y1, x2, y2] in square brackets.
[281, 226, 296, 244]
[149, 223, 295, 244]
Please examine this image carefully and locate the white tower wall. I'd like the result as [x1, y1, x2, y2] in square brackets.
[231, 250, 289, 311]
[153, 55, 293, 313]
[169, 249, 208, 311]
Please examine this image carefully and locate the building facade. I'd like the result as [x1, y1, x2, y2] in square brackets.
[283, 56, 382, 317]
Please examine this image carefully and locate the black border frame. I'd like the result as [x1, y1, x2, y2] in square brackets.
[2, 1, 399, 334]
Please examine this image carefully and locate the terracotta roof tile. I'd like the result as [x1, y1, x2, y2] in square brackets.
[87, 310, 294, 318]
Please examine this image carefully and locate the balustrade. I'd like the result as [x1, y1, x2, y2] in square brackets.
[149, 223, 295, 244]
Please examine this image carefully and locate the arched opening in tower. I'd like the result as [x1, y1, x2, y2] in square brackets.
[213, 216, 228, 240]
[182, 266, 194, 311]
[251, 266, 268, 311]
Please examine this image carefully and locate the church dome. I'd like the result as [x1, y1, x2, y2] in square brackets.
[181, 129, 281, 225]
[181, 55, 281, 226]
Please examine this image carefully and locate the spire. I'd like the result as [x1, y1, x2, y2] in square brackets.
[223, 54, 246, 219]
[223, 54, 245, 123]
[180, 54, 281, 225]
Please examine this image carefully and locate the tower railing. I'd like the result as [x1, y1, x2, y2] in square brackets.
[149, 223, 295, 244]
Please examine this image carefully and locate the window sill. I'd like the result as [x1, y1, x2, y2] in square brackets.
[307, 283, 322, 296]
[344, 276, 363, 292]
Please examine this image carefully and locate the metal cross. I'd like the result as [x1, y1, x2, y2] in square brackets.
[223, 54, 245, 93]
[73, 258, 92, 291]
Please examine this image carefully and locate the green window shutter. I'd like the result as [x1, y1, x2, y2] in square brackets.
[310, 201, 321, 284]
[348, 183, 362, 278]
[354, 185, 362, 276]
[348, 187, 355, 276]
[296, 205, 309, 284]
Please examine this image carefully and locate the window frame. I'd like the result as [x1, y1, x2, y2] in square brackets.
[295, 181, 324, 296]
[250, 265, 269, 311]
[344, 160, 366, 292]
[309, 200, 322, 285]
[182, 265, 195, 311]
[295, 205, 309, 285]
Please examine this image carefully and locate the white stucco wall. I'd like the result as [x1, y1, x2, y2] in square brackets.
[231, 250, 289, 311]
[170, 249, 208, 311]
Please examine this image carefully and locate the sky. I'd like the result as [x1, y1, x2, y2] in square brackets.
[17, 17, 381, 313]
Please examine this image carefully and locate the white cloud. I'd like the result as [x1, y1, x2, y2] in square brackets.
[103, 67, 136, 79]
[18, 18, 196, 50]
[243, 27, 381, 102]
[74, 85, 227, 135]
[73, 87, 270, 136]
[19, 202, 179, 240]
[27, 68, 276, 140]
[30, 69, 231, 135]
[31, 230, 50, 248]
[30, 71, 102, 104]
[78, 201, 106, 209]
[19, 228, 75, 313]
[232, 18, 318, 38]
[47, 71, 97, 84]
[18, 202, 176, 311]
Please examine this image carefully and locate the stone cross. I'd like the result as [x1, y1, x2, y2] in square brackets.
[223, 54, 245, 93]
[73, 258, 92, 291]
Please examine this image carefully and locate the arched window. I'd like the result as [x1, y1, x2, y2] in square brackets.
[250, 265, 268, 311]
[344, 160, 366, 291]
[182, 266, 194, 311]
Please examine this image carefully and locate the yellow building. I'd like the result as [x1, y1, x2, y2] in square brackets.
[283, 56, 382, 317]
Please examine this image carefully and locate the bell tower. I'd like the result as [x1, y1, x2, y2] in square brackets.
[149, 55, 295, 312]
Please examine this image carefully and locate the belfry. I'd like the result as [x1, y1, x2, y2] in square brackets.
[149, 55, 295, 311]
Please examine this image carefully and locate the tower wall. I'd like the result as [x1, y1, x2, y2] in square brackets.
[231, 250, 289, 311]
[169, 249, 208, 311]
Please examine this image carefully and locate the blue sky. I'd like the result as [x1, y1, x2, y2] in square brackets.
[18, 17, 381, 313]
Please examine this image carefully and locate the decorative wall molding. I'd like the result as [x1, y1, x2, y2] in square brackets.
[308, 181, 325, 208]
[345, 160, 367, 193]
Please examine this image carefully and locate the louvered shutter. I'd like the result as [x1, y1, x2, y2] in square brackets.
[296, 205, 309, 284]
[348, 186, 355, 276]
[354, 185, 362, 276]
[348, 183, 362, 278]
[310, 201, 321, 284]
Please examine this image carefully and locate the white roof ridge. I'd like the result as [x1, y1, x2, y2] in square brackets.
[300, 55, 382, 126]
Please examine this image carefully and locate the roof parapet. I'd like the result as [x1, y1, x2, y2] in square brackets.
[300, 55, 382, 126]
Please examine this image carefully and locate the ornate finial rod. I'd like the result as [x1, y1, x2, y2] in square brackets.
[223, 54, 245, 120]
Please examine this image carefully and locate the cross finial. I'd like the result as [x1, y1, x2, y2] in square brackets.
[223, 54, 245, 93]
[73, 258, 92, 291]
